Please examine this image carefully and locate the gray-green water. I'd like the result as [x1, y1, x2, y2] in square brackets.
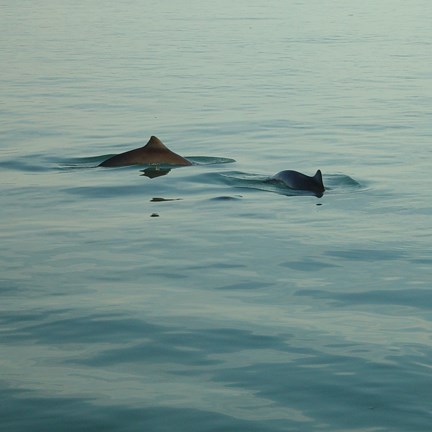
[1, 1, 432, 431]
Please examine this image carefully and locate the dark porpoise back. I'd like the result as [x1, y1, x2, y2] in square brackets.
[99, 136, 192, 167]
[272, 169, 325, 196]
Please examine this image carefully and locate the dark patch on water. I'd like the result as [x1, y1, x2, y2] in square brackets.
[0, 384, 281, 432]
[280, 259, 340, 272]
[295, 288, 432, 310]
[209, 195, 243, 201]
[0, 156, 50, 173]
[211, 351, 432, 432]
[0, 311, 161, 344]
[66, 325, 288, 369]
[410, 257, 432, 265]
[326, 248, 406, 261]
[63, 184, 153, 198]
[216, 281, 275, 290]
[151, 197, 182, 202]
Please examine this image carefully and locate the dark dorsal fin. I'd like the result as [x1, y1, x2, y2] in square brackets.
[313, 170, 324, 189]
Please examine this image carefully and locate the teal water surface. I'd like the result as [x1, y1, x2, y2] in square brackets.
[1, 1, 432, 431]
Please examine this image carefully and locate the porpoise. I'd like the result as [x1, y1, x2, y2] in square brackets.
[98, 137, 325, 197]
[99, 136, 192, 167]
[272, 169, 325, 196]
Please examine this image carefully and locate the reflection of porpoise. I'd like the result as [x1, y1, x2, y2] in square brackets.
[99, 136, 192, 167]
[272, 169, 325, 196]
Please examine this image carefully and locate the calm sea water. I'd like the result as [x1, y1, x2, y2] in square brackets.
[1, 1, 432, 431]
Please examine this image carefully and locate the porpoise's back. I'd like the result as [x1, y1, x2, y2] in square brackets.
[99, 136, 192, 167]
[272, 169, 325, 194]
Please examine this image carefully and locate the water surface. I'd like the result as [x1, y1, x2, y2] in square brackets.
[1, 1, 432, 431]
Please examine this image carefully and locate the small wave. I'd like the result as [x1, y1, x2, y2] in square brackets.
[57, 155, 111, 170]
[322, 174, 364, 193]
[0, 157, 50, 173]
[187, 156, 236, 165]
[57, 155, 235, 171]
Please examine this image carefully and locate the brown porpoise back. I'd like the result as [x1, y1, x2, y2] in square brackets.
[99, 136, 192, 167]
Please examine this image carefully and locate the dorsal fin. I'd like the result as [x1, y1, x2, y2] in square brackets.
[143, 136, 168, 150]
[99, 135, 192, 167]
[313, 170, 324, 188]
